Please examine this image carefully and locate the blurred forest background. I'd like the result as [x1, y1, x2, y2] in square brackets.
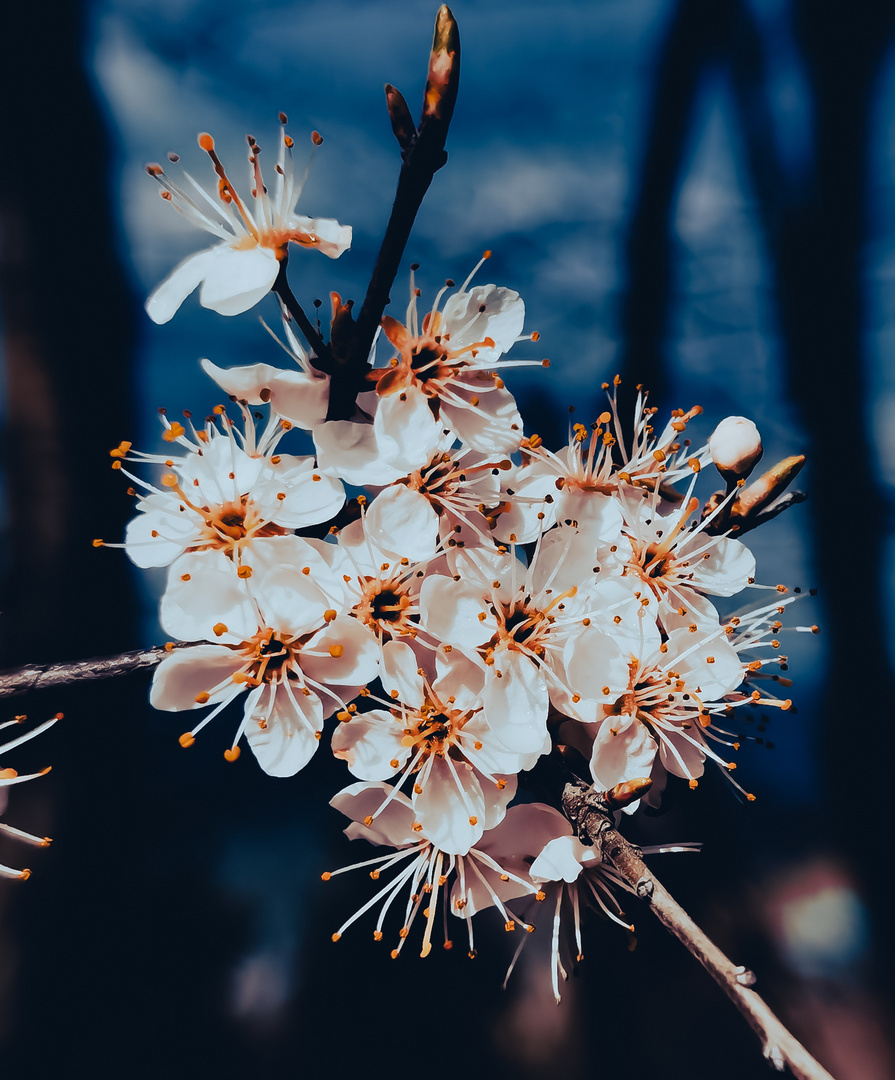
[2, 1, 895, 1077]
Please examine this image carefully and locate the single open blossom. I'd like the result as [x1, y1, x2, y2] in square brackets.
[367, 258, 542, 456]
[331, 639, 522, 853]
[0, 714, 58, 880]
[145, 119, 351, 323]
[110, 402, 343, 571]
[567, 625, 745, 799]
[521, 385, 708, 500]
[151, 538, 379, 774]
[363, 436, 511, 561]
[323, 781, 536, 958]
[614, 484, 755, 630]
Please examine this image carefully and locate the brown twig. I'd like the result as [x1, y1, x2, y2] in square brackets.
[562, 780, 837, 1080]
[0, 645, 181, 702]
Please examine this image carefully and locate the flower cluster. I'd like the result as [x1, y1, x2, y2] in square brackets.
[107, 117, 813, 995]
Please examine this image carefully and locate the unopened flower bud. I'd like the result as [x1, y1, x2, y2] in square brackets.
[709, 416, 763, 478]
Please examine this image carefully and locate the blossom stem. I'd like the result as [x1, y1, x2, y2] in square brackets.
[271, 262, 333, 372]
[561, 779, 836, 1080]
[0, 645, 188, 701]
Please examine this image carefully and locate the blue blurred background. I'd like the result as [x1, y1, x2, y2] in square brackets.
[1, 1, 894, 1076]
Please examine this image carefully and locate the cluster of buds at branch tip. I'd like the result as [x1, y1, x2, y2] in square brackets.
[385, 5, 460, 157]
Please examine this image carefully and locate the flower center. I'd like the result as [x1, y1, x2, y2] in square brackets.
[355, 577, 416, 639]
[401, 703, 469, 760]
[410, 340, 452, 384]
[240, 628, 301, 685]
[198, 496, 287, 551]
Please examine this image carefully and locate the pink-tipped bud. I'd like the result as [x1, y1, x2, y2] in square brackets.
[709, 416, 763, 478]
[423, 5, 460, 124]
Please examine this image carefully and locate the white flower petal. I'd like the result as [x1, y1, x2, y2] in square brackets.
[419, 575, 495, 649]
[658, 730, 706, 781]
[332, 781, 419, 847]
[373, 388, 445, 472]
[366, 486, 439, 562]
[529, 835, 587, 884]
[289, 215, 352, 259]
[198, 245, 280, 316]
[483, 650, 549, 755]
[442, 383, 523, 455]
[441, 285, 525, 360]
[415, 756, 484, 855]
[683, 535, 756, 596]
[381, 640, 426, 707]
[589, 714, 657, 792]
[492, 462, 558, 544]
[200, 359, 290, 405]
[432, 649, 485, 711]
[267, 371, 331, 429]
[145, 247, 221, 324]
[150, 645, 244, 711]
[124, 494, 198, 568]
[667, 631, 743, 700]
[564, 630, 630, 705]
[160, 551, 258, 643]
[244, 685, 322, 776]
[331, 712, 408, 780]
[179, 434, 265, 498]
[314, 420, 403, 487]
[199, 358, 330, 429]
[481, 771, 517, 830]
[300, 616, 379, 687]
[555, 489, 624, 540]
[259, 459, 344, 528]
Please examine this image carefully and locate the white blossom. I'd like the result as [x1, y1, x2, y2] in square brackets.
[145, 122, 350, 323]
[151, 537, 379, 774]
[367, 258, 542, 456]
[323, 781, 537, 958]
[331, 639, 523, 853]
[111, 402, 343, 571]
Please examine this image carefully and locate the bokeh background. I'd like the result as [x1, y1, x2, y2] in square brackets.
[2, 1, 894, 1076]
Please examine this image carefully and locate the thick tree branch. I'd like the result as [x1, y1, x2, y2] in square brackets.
[562, 780, 836, 1080]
